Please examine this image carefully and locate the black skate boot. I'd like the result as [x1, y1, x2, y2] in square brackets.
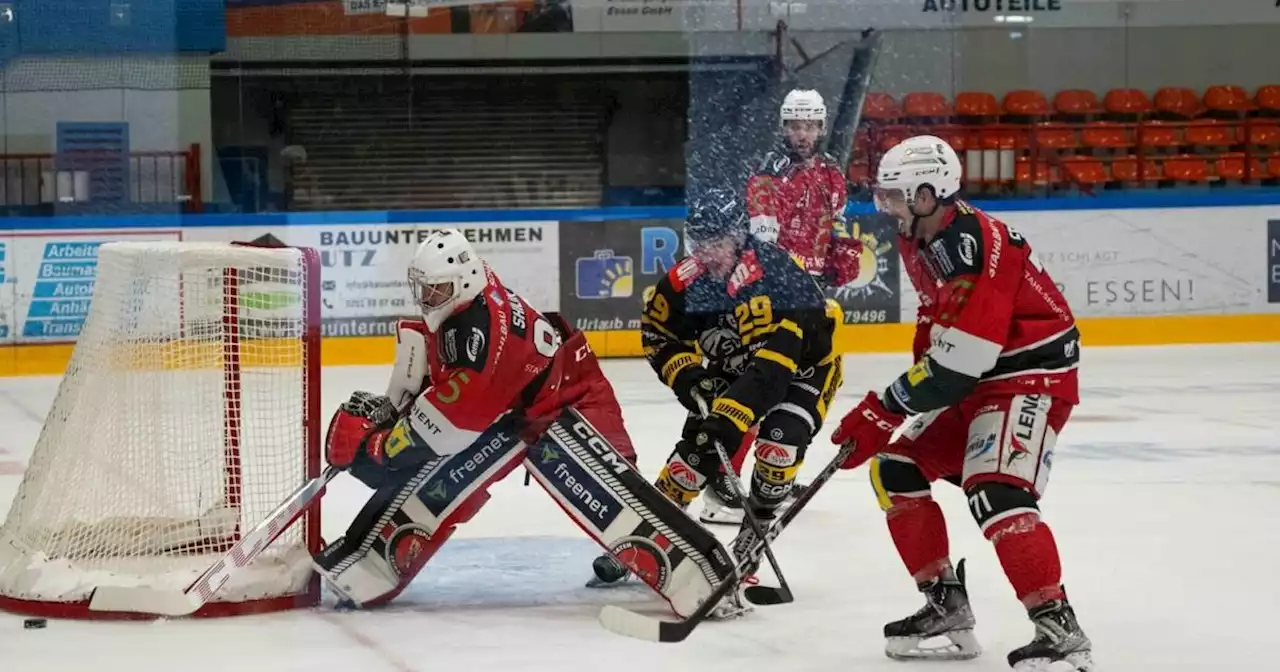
[1007, 599, 1094, 671]
[884, 559, 982, 661]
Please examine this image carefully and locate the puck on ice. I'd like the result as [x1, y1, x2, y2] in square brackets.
[23, 618, 47, 629]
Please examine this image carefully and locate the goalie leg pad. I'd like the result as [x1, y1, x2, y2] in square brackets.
[525, 407, 736, 618]
[314, 422, 527, 607]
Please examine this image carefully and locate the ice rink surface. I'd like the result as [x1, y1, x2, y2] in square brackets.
[1, 343, 1278, 671]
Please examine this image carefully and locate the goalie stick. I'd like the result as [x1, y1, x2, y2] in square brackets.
[599, 439, 857, 642]
[87, 465, 340, 617]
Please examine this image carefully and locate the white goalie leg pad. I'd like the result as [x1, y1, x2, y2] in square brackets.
[315, 422, 527, 607]
[524, 407, 737, 618]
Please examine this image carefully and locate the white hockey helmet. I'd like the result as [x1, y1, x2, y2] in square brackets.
[874, 134, 962, 207]
[780, 89, 827, 127]
[407, 229, 485, 332]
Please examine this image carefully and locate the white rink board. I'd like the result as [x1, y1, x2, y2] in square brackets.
[898, 205, 1280, 319]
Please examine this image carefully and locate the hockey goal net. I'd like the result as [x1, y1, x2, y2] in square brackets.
[0, 241, 323, 619]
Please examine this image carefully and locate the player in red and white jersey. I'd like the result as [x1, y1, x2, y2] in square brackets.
[746, 88, 862, 287]
[315, 229, 737, 619]
[829, 136, 1094, 671]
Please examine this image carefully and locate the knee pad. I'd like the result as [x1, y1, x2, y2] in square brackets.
[869, 455, 931, 512]
[964, 481, 1040, 536]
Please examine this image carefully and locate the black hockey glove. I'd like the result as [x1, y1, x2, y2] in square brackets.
[692, 413, 744, 471]
[671, 368, 720, 416]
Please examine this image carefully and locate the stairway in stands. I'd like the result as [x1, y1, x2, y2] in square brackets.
[287, 79, 606, 211]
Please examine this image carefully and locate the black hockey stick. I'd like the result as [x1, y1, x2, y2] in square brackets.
[741, 440, 855, 605]
[598, 441, 857, 641]
[710, 439, 793, 605]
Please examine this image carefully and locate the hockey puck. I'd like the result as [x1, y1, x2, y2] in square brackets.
[23, 618, 47, 630]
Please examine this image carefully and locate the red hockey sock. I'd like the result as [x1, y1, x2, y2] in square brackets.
[885, 497, 951, 583]
[724, 428, 756, 476]
[984, 513, 1066, 609]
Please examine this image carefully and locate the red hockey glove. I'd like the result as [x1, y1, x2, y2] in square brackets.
[826, 237, 864, 288]
[831, 391, 905, 470]
[325, 392, 398, 469]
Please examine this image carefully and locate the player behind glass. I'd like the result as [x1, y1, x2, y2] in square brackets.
[828, 136, 1093, 671]
[746, 88, 862, 290]
[315, 229, 738, 619]
[592, 189, 842, 588]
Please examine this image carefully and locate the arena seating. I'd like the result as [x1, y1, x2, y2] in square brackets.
[285, 81, 607, 211]
[851, 85, 1280, 196]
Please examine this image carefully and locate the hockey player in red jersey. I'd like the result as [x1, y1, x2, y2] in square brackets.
[745, 88, 862, 289]
[315, 229, 738, 619]
[829, 136, 1094, 671]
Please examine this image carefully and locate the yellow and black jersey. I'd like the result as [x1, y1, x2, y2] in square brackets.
[641, 238, 836, 434]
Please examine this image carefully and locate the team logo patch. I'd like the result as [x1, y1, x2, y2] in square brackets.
[609, 535, 672, 591]
[466, 327, 485, 361]
[384, 524, 433, 577]
[756, 442, 793, 467]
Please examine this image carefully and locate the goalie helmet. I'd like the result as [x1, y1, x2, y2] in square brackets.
[407, 229, 485, 332]
[780, 89, 827, 129]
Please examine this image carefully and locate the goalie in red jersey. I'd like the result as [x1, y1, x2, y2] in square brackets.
[314, 229, 737, 619]
[829, 136, 1095, 671]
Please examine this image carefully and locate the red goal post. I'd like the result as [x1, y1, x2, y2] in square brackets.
[0, 240, 323, 619]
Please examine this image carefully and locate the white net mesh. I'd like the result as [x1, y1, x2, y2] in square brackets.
[0, 242, 319, 615]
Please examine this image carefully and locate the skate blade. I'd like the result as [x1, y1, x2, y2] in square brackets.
[698, 510, 743, 526]
[1012, 651, 1095, 672]
[886, 629, 982, 661]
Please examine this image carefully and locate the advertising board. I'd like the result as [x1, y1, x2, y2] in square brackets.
[0, 230, 182, 345]
[185, 222, 559, 338]
[899, 208, 1280, 320]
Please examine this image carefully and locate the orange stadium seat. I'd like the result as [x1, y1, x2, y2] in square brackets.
[1154, 87, 1202, 118]
[1213, 153, 1266, 181]
[1203, 85, 1254, 114]
[1031, 123, 1078, 151]
[877, 126, 912, 152]
[1053, 89, 1103, 116]
[1248, 121, 1280, 147]
[862, 93, 900, 122]
[1059, 157, 1108, 186]
[932, 126, 972, 153]
[1163, 155, 1211, 182]
[1081, 122, 1133, 150]
[1184, 119, 1238, 148]
[902, 92, 950, 119]
[1110, 155, 1165, 182]
[978, 127, 1026, 151]
[954, 91, 1001, 120]
[1268, 155, 1280, 178]
[1139, 121, 1182, 149]
[1003, 90, 1050, 116]
[1015, 158, 1055, 186]
[1104, 88, 1152, 116]
[1255, 86, 1280, 114]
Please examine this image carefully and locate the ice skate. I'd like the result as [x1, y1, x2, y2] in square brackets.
[884, 559, 982, 661]
[585, 552, 633, 588]
[1007, 599, 1094, 671]
[697, 473, 744, 526]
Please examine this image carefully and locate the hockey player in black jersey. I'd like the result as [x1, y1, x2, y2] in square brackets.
[592, 189, 842, 593]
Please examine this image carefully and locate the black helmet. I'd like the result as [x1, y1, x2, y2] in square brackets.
[685, 188, 747, 251]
